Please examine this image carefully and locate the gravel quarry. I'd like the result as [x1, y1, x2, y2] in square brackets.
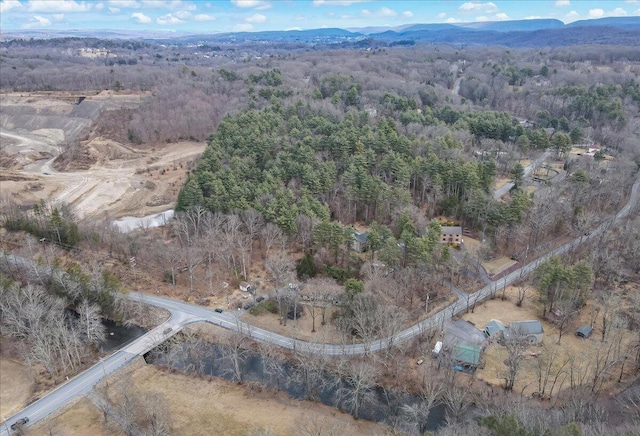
[0, 92, 204, 221]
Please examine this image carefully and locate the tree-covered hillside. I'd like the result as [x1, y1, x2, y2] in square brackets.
[176, 102, 532, 235]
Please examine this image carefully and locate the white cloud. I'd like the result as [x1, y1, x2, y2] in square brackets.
[475, 15, 490, 21]
[231, 0, 271, 10]
[175, 10, 191, 19]
[0, 0, 23, 13]
[28, 0, 92, 13]
[438, 12, 446, 19]
[564, 10, 579, 20]
[402, 11, 413, 18]
[624, 0, 637, 3]
[459, 2, 498, 13]
[52, 13, 65, 20]
[234, 22, 253, 31]
[588, 8, 604, 18]
[95, 2, 104, 10]
[495, 12, 509, 20]
[131, 11, 151, 22]
[194, 13, 215, 21]
[313, 0, 367, 6]
[446, 17, 460, 23]
[611, 7, 627, 16]
[157, 13, 183, 24]
[285, 26, 301, 31]
[141, 0, 194, 9]
[525, 15, 543, 19]
[555, 0, 570, 7]
[109, 6, 121, 13]
[109, 0, 140, 7]
[636, 8, 640, 15]
[361, 7, 397, 18]
[246, 13, 266, 22]
[380, 6, 396, 17]
[33, 15, 51, 25]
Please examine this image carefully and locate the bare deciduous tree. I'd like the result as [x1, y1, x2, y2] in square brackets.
[337, 359, 379, 419]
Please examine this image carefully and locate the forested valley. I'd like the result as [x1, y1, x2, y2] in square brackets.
[1, 37, 640, 435]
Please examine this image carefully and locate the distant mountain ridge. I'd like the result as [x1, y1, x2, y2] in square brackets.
[2, 16, 639, 48]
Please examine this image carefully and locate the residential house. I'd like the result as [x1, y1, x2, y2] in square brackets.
[352, 230, 369, 252]
[239, 282, 252, 293]
[440, 226, 463, 245]
[441, 319, 487, 372]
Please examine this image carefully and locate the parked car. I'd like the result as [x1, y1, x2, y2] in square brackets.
[256, 296, 265, 303]
[243, 303, 254, 310]
[11, 417, 29, 430]
[214, 308, 223, 313]
[162, 327, 172, 335]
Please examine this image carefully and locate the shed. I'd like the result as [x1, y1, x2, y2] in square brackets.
[576, 325, 593, 338]
[451, 344, 481, 368]
[504, 320, 544, 345]
[239, 282, 252, 292]
[484, 319, 506, 337]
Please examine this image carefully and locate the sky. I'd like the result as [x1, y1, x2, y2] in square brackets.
[0, 0, 638, 33]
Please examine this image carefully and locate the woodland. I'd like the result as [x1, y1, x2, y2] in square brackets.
[1, 38, 640, 435]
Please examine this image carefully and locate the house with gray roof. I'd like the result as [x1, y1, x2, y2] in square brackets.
[440, 226, 463, 245]
[504, 320, 544, 345]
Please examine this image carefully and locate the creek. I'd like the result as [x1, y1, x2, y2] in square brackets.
[144, 336, 447, 433]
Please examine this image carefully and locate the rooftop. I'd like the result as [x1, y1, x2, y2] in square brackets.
[451, 344, 481, 366]
[508, 320, 544, 335]
[441, 226, 462, 235]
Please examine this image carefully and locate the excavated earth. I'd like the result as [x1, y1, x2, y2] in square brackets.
[0, 91, 205, 220]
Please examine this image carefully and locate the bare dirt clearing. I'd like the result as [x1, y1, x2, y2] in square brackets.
[0, 358, 34, 419]
[1, 92, 205, 220]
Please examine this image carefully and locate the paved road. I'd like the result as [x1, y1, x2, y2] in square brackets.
[493, 151, 551, 199]
[2, 173, 638, 434]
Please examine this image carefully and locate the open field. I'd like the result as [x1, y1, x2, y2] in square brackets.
[27, 362, 390, 436]
[28, 398, 112, 436]
[0, 358, 34, 419]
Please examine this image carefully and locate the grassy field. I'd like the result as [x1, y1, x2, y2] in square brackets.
[27, 362, 390, 436]
[0, 358, 34, 419]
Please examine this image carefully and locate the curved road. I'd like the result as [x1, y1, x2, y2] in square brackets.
[493, 151, 551, 199]
[2, 174, 638, 434]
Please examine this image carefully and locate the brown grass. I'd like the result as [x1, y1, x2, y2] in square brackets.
[461, 285, 636, 396]
[28, 364, 390, 436]
[28, 398, 115, 436]
[0, 358, 34, 418]
[481, 257, 517, 276]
